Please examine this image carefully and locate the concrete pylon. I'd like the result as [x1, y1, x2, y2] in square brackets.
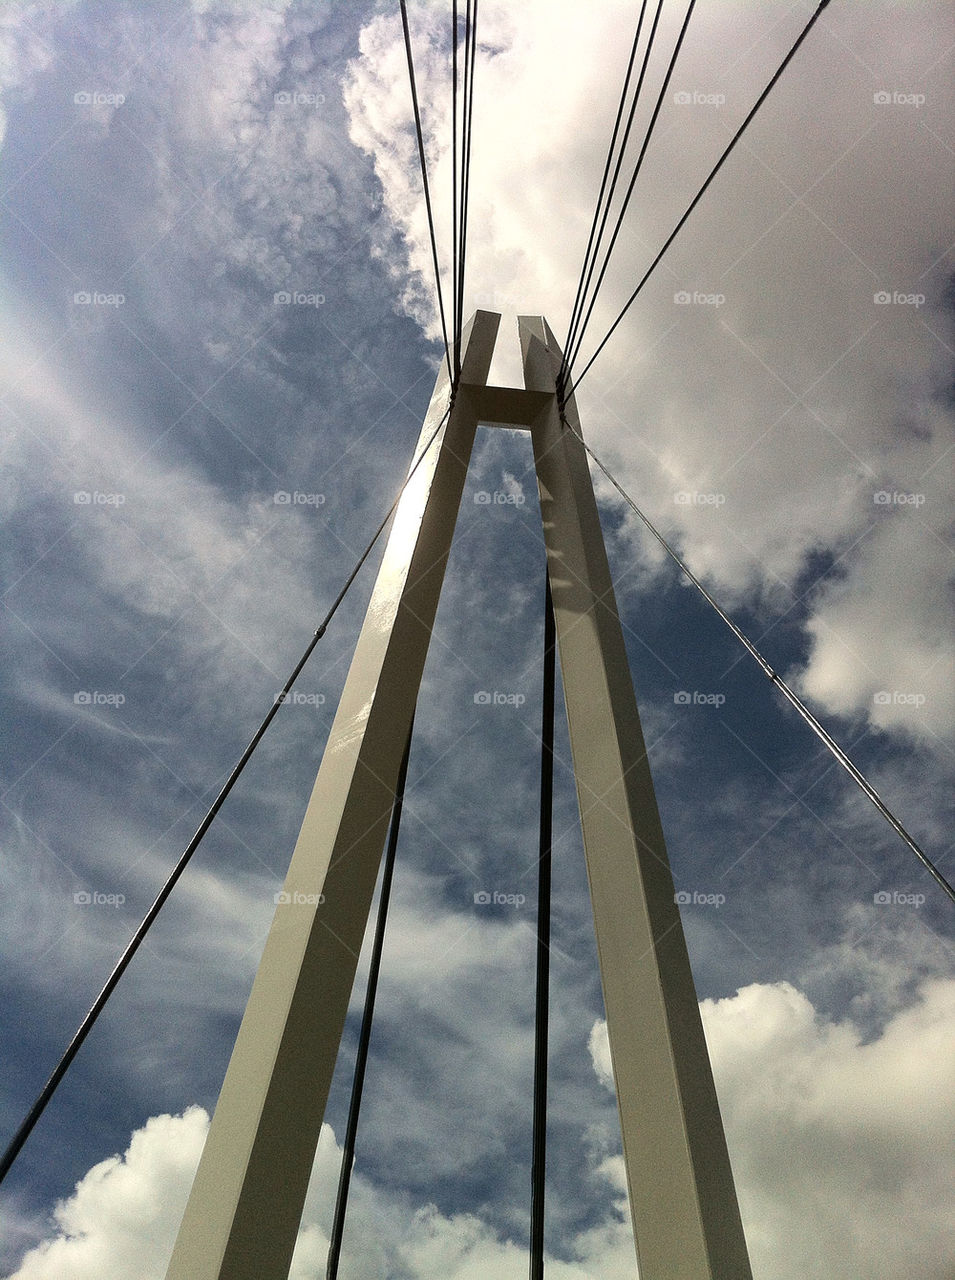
[165, 311, 751, 1280]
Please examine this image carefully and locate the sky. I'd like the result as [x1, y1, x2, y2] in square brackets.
[0, 0, 953, 1276]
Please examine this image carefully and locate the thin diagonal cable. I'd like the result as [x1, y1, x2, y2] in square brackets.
[529, 574, 556, 1279]
[325, 716, 415, 1280]
[0, 405, 453, 1189]
[400, 0, 453, 386]
[452, 0, 476, 368]
[562, 0, 656, 380]
[558, 1, 647, 360]
[570, 424, 955, 907]
[568, 0, 835, 396]
[562, 0, 649, 373]
[454, 0, 467, 355]
[452, 0, 460, 381]
[457, 0, 478, 361]
[564, 0, 698, 380]
[562, 0, 678, 381]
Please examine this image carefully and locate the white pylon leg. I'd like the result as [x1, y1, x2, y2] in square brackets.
[520, 316, 752, 1279]
[165, 311, 500, 1280]
[166, 310, 751, 1280]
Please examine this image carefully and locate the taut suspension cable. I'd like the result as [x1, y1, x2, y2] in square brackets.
[566, 0, 835, 396]
[571, 424, 955, 907]
[326, 716, 415, 1279]
[400, 0, 453, 385]
[562, 0, 652, 376]
[0, 406, 453, 1188]
[530, 572, 556, 1277]
[451, 0, 479, 385]
[563, 0, 699, 385]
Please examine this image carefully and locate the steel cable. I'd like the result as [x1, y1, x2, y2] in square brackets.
[0, 404, 453, 1187]
[564, 0, 699, 383]
[400, 0, 454, 386]
[567, 0, 835, 396]
[325, 717, 415, 1279]
[568, 423, 955, 907]
[529, 573, 556, 1278]
[562, 0, 657, 380]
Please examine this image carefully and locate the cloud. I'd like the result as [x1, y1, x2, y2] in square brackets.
[3, 1105, 618, 1279]
[590, 976, 955, 1280]
[342, 0, 955, 746]
[4, 1107, 208, 1280]
[2, 8, 952, 1280]
[0, 305, 334, 733]
[797, 512, 955, 740]
[587, 1015, 614, 1092]
[0, 4, 79, 150]
[10, 976, 954, 1280]
[5, 1111, 352, 1280]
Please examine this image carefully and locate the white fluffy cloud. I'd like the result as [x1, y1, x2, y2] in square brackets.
[10, 979, 954, 1279]
[5, 1107, 208, 1280]
[708, 977, 955, 1280]
[5, 1108, 620, 1280]
[592, 977, 955, 1280]
[799, 514, 955, 740]
[343, 0, 955, 746]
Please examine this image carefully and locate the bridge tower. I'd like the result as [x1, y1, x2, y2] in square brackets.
[165, 311, 752, 1280]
